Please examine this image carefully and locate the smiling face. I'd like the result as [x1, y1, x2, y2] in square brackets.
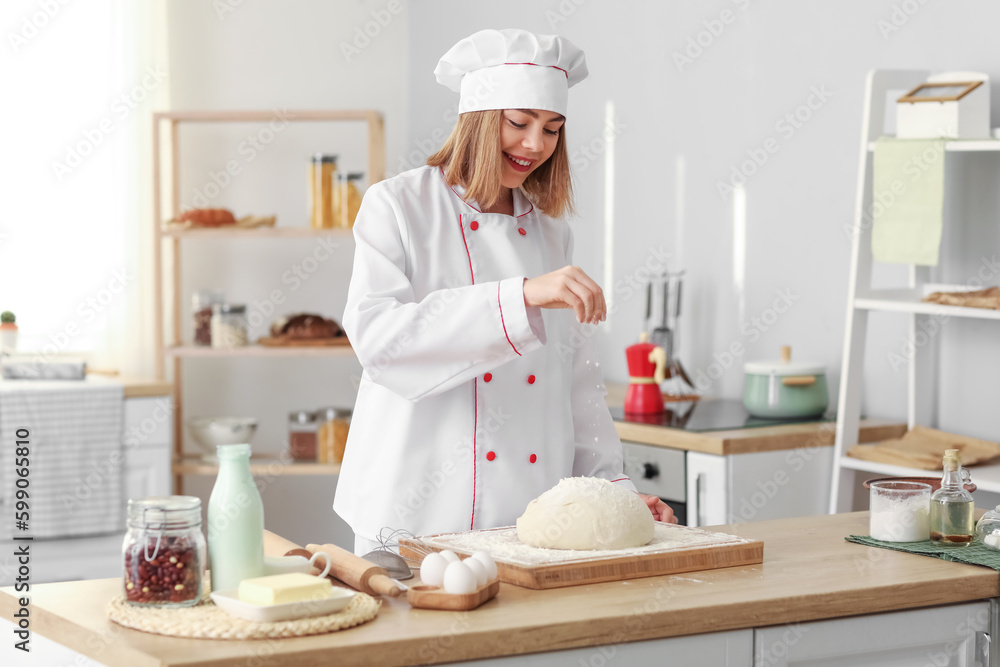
[499, 108, 565, 189]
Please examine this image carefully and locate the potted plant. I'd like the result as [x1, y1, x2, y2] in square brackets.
[0, 311, 18, 353]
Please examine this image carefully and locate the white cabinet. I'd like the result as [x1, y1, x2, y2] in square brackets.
[754, 601, 992, 667]
[686, 447, 833, 527]
[0, 395, 173, 586]
[458, 630, 753, 666]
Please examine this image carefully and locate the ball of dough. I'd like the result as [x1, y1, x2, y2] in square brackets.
[516, 477, 654, 550]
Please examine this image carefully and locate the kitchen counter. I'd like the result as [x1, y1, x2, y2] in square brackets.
[0, 373, 171, 398]
[4, 512, 998, 666]
[605, 382, 905, 455]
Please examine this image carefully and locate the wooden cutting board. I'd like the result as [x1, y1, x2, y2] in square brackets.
[400, 523, 763, 590]
[846, 426, 1000, 470]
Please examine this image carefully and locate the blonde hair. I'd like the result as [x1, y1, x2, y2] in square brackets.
[427, 110, 574, 218]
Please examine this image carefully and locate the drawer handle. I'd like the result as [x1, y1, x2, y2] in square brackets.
[782, 375, 816, 387]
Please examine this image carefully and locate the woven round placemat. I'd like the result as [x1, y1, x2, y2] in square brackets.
[107, 581, 380, 640]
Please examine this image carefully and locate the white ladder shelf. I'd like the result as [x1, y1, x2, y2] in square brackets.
[829, 69, 1000, 512]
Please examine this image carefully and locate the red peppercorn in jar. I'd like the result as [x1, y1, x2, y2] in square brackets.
[123, 496, 206, 608]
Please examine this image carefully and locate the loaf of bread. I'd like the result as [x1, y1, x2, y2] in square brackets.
[177, 208, 236, 227]
[270, 313, 342, 339]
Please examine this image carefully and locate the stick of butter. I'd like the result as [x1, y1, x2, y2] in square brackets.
[237, 573, 332, 606]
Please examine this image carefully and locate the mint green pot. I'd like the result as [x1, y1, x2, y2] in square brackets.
[743, 360, 828, 419]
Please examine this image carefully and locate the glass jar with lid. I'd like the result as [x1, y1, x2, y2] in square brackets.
[122, 496, 206, 608]
[288, 410, 318, 461]
[192, 290, 224, 346]
[976, 505, 1000, 550]
[211, 304, 249, 348]
[317, 406, 352, 464]
[332, 172, 364, 228]
[309, 154, 338, 229]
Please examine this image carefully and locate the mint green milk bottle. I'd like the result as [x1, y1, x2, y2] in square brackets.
[207, 444, 265, 591]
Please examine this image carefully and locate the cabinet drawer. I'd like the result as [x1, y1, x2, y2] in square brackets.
[754, 601, 990, 666]
[123, 397, 173, 448]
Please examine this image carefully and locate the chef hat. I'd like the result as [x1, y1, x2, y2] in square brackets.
[434, 29, 588, 116]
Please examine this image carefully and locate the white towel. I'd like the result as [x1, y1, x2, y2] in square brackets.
[0, 382, 124, 539]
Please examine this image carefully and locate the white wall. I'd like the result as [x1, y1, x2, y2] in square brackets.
[164, 0, 409, 549]
[165, 0, 1000, 546]
[406, 0, 1000, 440]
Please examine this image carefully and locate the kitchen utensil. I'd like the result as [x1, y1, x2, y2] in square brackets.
[644, 270, 696, 396]
[359, 527, 434, 581]
[407, 579, 500, 611]
[399, 523, 763, 590]
[263, 530, 406, 596]
[186, 417, 257, 458]
[210, 586, 356, 623]
[306, 542, 405, 598]
[624, 332, 666, 414]
[743, 346, 828, 419]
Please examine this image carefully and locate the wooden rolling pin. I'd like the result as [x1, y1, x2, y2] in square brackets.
[262, 530, 403, 598]
[307, 542, 404, 598]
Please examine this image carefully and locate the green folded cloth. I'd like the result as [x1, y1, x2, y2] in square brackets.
[847, 534, 1000, 571]
[871, 137, 946, 266]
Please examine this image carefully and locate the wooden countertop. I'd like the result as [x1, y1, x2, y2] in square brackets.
[5, 512, 998, 667]
[604, 381, 905, 455]
[0, 374, 171, 398]
[614, 415, 906, 456]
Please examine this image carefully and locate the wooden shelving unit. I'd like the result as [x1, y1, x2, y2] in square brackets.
[829, 70, 1000, 511]
[152, 109, 384, 492]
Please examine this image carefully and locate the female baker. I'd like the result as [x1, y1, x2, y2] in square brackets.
[335, 29, 676, 555]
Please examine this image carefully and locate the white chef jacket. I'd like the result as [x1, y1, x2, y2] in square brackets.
[334, 165, 635, 542]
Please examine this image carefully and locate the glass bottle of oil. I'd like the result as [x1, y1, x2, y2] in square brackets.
[929, 448, 974, 546]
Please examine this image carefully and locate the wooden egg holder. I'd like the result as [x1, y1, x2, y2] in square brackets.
[406, 578, 500, 611]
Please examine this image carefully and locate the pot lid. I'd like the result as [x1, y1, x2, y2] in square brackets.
[744, 360, 825, 376]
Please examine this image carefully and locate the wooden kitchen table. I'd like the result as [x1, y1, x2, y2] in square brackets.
[4, 512, 998, 666]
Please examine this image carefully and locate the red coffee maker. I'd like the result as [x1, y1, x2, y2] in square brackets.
[625, 332, 666, 414]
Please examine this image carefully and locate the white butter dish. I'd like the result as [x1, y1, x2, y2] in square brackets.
[210, 586, 355, 623]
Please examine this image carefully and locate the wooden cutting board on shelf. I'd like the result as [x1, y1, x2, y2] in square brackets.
[846, 426, 1000, 470]
[256, 336, 351, 347]
[400, 523, 763, 590]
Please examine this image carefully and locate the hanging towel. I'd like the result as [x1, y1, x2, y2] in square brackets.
[871, 137, 947, 265]
[0, 381, 124, 540]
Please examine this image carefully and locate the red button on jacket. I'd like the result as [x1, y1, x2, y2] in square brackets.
[486, 451, 496, 461]
[469, 221, 479, 230]
[529, 454, 537, 463]
[518, 228, 526, 236]
[483, 373, 492, 382]
[527, 375, 536, 384]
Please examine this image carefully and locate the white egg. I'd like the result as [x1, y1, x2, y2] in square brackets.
[463, 557, 488, 587]
[442, 561, 477, 595]
[419, 552, 448, 587]
[439, 549, 460, 564]
[470, 551, 498, 580]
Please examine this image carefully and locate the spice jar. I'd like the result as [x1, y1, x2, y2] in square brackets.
[317, 407, 351, 464]
[309, 154, 338, 229]
[332, 172, 364, 228]
[211, 304, 249, 348]
[123, 496, 206, 608]
[288, 410, 318, 461]
[192, 290, 224, 346]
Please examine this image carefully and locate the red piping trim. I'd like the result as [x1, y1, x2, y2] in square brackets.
[610, 477, 629, 483]
[498, 282, 522, 357]
[440, 167, 481, 212]
[457, 214, 475, 286]
[516, 201, 534, 219]
[471, 380, 478, 530]
[503, 62, 569, 78]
